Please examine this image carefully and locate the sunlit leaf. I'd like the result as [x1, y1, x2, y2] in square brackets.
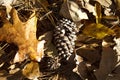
[82, 23, 114, 39]
[38, 31, 57, 57]
[0, 8, 44, 63]
[60, 0, 88, 21]
[113, 37, 120, 62]
[95, 2, 102, 24]
[22, 61, 40, 79]
[115, 0, 120, 10]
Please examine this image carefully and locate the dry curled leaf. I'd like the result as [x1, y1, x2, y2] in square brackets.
[0, 8, 45, 63]
[113, 37, 120, 63]
[95, 0, 112, 7]
[60, 0, 88, 21]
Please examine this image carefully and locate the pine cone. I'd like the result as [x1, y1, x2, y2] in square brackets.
[54, 18, 78, 60]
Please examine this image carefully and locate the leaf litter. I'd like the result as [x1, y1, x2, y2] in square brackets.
[0, 0, 120, 80]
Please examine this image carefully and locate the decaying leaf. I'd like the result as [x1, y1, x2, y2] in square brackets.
[113, 26, 120, 37]
[95, 0, 112, 8]
[113, 37, 120, 62]
[95, 46, 117, 80]
[0, 8, 45, 63]
[76, 47, 101, 66]
[76, 34, 102, 68]
[38, 31, 53, 47]
[115, 0, 120, 10]
[82, 23, 114, 39]
[60, 0, 88, 21]
[39, 0, 49, 7]
[22, 61, 40, 79]
[0, 0, 120, 80]
[82, 0, 96, 16]
[0, 0, 17, 19]
[38, 31, 58, 56]
[77, 61, 97, 80]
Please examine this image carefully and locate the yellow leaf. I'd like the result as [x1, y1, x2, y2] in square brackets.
[22, 61, 40, 79]
[82, 23, 114, 39]
[95, 2, 102, 24]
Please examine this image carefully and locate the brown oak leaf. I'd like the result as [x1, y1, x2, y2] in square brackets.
[0, 8, 45, 63]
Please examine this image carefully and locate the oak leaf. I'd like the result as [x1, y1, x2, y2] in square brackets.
[0, 8, 45, 63]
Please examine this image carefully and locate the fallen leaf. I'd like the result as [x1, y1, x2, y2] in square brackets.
[77, 61, 97, 80]
[0, 0, 17, 19]
[82, 23, 114, 39]
[82, 0, 96, 16]
[95, 2, 102, 23]
[112, 26, 120, 37]
[0, 8, 45, 62]
[39, 0, 49, 7]
[95, 0, 112, 7]
[95, 46, 117, 80]
[38, 31, 53, 47]
[22, 61, 40, 79]
[115, 0, 120, 10]
[76, 47, 101, 66]
[113, 37, 120, 62]
[38, 31, 57, 57]
[60, 0, 88, 21]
